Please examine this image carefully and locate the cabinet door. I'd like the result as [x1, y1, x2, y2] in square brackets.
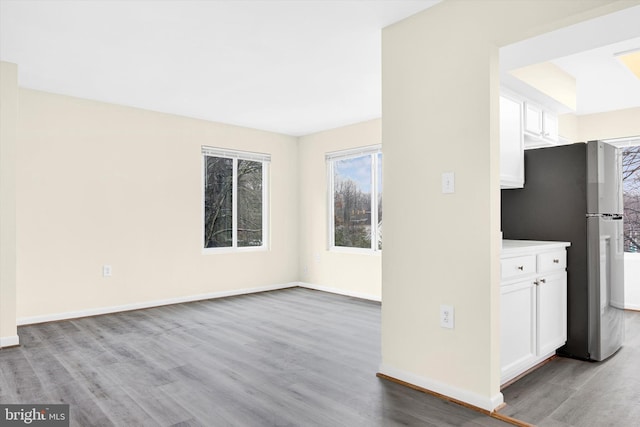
[542, 112, 558, 143]
[501, 280, 537, 381]
[524, 103, 543, 136]
[537, 272, 567, 356]
[500, 95, 524, 189]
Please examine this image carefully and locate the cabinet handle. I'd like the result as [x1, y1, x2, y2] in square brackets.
[553, 259, 560, 264]
[517, 266, 524, 271]
[540, 278, 546, 284]
[534, 280, 539, 286]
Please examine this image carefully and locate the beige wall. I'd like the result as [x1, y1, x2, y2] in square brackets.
[298, 119, 382, 300]
[380, 0, 635, 411]
[576, 107, 640, 141]
[15, 89, 299, 320]
[558, 113, 579, 142]
[0, 62, 18, 346]
[560, 108, 640, 143]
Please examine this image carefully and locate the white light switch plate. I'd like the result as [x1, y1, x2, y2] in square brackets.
[442, 172, 455, 194]
[103, 265, 112, 277]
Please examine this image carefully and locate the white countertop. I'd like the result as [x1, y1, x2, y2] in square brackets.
[502, 239, 571, 256]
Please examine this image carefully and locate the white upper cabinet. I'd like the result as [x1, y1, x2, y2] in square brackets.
[499, 91, 562, 189]
[542, 111, 559, 142]
[500, 94, 524, 189]
[523, 101, 559, 147]
[524, 103, 543, 136]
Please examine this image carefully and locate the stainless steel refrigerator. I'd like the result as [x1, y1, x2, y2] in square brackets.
[501, 141, 624, 361]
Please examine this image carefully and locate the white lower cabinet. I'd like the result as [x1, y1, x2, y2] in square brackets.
[500, 241, 569, 385]
[537, 271, 567, 356]
[501, 280, 536, 379]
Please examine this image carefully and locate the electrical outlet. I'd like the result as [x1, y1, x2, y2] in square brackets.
[103, 265, 112, 277]
[440, 304, 454, 329]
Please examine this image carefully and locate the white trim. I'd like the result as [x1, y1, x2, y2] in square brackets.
[16, 283, 298, 326]
[201, 146, 271, 163]
[0, 335, 20, 348]
[325, 144, 381, 162]
[202, 150, 269, 251]
[327, 157, 335, 248]
[602, 136, 640, 148]
[378, 363, 504, 413]
[15, 282, 382, 326]
[202, 245, 268, 255]
[328, 246, 381, 255]
[327, 147, 383, 252]
[625, 302, 640, 311]
[262, 161, 270, 249]
[232, 157, 238, 245]
[298, 282, 381, 302]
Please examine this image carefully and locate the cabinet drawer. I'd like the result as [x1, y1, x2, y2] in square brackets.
[501, 255, 536, 280]
[538, 251, 566, 274]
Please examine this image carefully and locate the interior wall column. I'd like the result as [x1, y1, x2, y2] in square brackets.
[0, 61, 19, 348]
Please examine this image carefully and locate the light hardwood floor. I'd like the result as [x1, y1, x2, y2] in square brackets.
[1, 288, 512, 427]
[499, 309, 640, 427]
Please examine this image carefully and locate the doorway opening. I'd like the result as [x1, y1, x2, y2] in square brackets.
[605, 136, 640, 310]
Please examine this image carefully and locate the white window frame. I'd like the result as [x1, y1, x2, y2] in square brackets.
[326, 145, 382, 254]
[202, 146, 270, 253]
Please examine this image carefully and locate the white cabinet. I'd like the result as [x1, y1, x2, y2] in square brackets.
[500, 241, 570, 385]
[499, 91, 562, 188]
[523, 101, 559, 147]
[500, 94, 524, 189]
[536, 250, 568, 356]
[524, 103, 543, 136]
[501, 279, 537, 379]
[542, 112, 558, 143]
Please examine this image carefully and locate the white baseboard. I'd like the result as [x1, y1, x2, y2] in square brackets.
[625, 302, 640, 311]
[378, 363, 504, 413]
[298, 282, 381, 302]
[0, 335, 20, 348]
[17, 282, 298, 326]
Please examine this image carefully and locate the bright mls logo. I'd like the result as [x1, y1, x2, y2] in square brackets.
[1, 405, 69, 426]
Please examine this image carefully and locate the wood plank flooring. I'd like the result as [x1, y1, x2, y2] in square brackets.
[1, 288, 511, 427]
[499, 309, 640, 427]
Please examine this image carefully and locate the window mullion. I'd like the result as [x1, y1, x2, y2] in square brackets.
[262, 162, 269, 249]
[232, 158, 238, 248]
[370, 153, 377, 251]
[328, 160, 335, 248]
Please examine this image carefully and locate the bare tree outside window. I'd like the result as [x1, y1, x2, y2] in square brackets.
[203, 154, 266, 249]
[237, 160, 263, 247]
[623, 146, 640, 252]
[204, 157, 233, 248]
[330, 149, 382, 251]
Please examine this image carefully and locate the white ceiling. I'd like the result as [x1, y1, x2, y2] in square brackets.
[500, 5, 640, 116]
[0, 0, 440, 136]
[552, 36, 640, 115]
[1, 1, 639, 136]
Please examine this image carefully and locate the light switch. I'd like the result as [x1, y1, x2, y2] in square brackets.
[442, 172, 455, 194]
[103, 265, 112, 277]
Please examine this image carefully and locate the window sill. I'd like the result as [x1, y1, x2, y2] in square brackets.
[329, 246, 381, 255]
[202, 246, 268, 255]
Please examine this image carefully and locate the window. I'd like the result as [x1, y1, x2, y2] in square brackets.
[623, 145, 640, 252]
[202, 146, 269, 251]
[327, 145, 382, 251]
